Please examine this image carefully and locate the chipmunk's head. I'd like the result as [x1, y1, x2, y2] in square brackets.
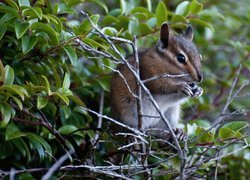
[157, 23, 203, 83]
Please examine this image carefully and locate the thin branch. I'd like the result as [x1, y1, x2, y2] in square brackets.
[142, 73, 190, 83]
[80, 107, 147, 139]
[93, 90, 105, 147]
[209, 144, 250, 162]
[222, 65, 242, 114]
[42, 149, 74, 180]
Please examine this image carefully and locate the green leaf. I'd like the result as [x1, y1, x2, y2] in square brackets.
[58, 125, 78, 135]
[70, 95, 86, 107]
[195, 127, 214, 144]
[15, 21, 29, 39]
[0, 13, 16, 24]
[0, 59, 5, 84]
[27, 133, 52, 155]
[26, 133, 45, 160]
[62, 73, 70, 89]
[77, 14, 99, 35]
[139, 23, 153, 35]
[101, 26, 118, 36]
[97, 80, 109, 91]
[102, 15, 118, 26]
[222, 121, 248, 132]
[82, 38, 107, 50]
[190, 0, 203, 14]
[171, 14, 186, 23]
[37, 95, 48, 110]
[22, 7, 43, 20]
[51, 92, 69, 105]
[11, 96, 23, 110]
[0, 103, 12, 127]
[128, 19, 139, 36]
[12, 138, 31, 160]
[199, 10, 224, 20]
[0, 24, 7, 41]
[156, 1, 168, 26]
[60, 105, 71, 120]
[40, 75, 51, 95]
[46, 14, 62, 33]
[30, 22, 59, 45]
[6, 123, 26, 141]
[0, 141, 13, 159]
[4, 65, 14, 85]
[22, 35, 38, 54]
[175, 1, 190, 16]
[5, 0, 19, 10]
[0, 85, 26, 100]
[89, 0, 108, 14]
[219, 127, 235, 140]
[18, 0, 30, 7]
[189, 18, 214, 32]
[63, 46, 77, 64]
[190, 119, 211, 128]
[0, 5, 19, 17]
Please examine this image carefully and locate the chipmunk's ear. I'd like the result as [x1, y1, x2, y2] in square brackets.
[184, 25, 193, 41]
[159, 23, 170, 49]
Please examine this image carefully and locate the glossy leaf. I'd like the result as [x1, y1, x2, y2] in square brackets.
[15, 22, 29, 39]
[30, 22, 59, 44]
[0, 60, 5, 83]
[4, 65, 14, 85]
[5, 0, 19, 10]
[219, 127, 235, 140]
[0, 24, 7, 41]
[22, 35, 38, 54]
[175, 1, 190, 16]
[190, 0, 203, 14]
[0, 103, 12, 127]
[189, 18, 214, 32]
[195, 127, 214, 144]
[156, 1, 168, 26]
[22, 7, 43, 20]
[40, 76, 51, 95]
[12, 138, 31, 160]
[51, 92, 69, 105]
[18, 0, 30, 7]
[11, 96, 23, 110]
[62, 73, 70, 89]
[27, 133, 52, 155]
[37, 95, 48, 110]
[222, 121, 248, 132]
[58, 125, 78, 135]
[6, 123, 26, 141]
[63, 46, 77, 64]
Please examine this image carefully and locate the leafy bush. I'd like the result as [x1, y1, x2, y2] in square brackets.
[0, 0, 249, 179]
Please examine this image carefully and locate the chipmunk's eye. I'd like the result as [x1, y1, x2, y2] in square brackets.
[176, 54, 186, 64]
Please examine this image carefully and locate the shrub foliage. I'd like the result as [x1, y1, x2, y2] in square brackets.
[0, 0, 249, 179]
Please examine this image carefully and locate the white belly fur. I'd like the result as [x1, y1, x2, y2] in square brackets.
[141, 94, 188, 129]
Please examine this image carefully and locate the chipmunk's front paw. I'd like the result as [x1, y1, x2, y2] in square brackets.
[188, 83, 203, 98]
[173, 128, 187, 141]
[179, 83, 193, 97]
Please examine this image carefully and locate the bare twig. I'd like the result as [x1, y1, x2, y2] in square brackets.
[222, 65, 242, 114]
[80, 107, 147, 139]
[42, 149, 74, 180]
[93, 90, 105, 147]
[142, 73, 190, 83]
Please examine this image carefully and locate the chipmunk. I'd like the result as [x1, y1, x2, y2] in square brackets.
[110, 23, 203, 139]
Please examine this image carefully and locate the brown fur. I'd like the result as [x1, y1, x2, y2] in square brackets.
[110, 23, 202, 132]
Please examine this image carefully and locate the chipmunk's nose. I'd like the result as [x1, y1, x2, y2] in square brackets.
[197, 73, 203, 82]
